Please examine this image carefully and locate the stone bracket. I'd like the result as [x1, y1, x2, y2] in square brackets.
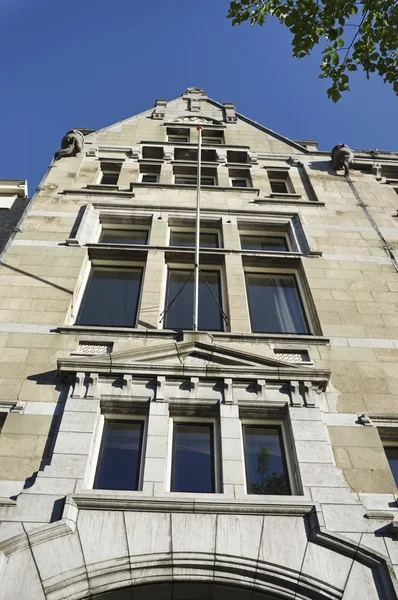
[224, 378, 234, 404]
[152, 99, 167, 120]
[223, 102, 237, 123]
[156, 376, 166, 402]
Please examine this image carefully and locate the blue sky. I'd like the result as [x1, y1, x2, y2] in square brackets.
[1, 0, 397, 194]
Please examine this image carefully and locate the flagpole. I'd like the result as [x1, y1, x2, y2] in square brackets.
[193, 126, 203, 331]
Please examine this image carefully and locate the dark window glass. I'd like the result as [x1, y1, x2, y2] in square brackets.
[245, 273, 309, 334]
[77, 267, 143, 327]
[141, 174, 158, 183]
[100, 162, 121, 185]
[172, 423, 215, 493]
[169, 135, 189, 143]
[385, 447, 398, 486]
[241, 235, 289, 252]
[169, 231, 219, 248]
[243, 426, 290, 495]
[232, 179, 248, 188]
[165, 270, 223, 331]
[100, 229, 148, 245]
[174, 176, 215, 186]
[270, 180, 289, 194]
[95, 421, 144, 490]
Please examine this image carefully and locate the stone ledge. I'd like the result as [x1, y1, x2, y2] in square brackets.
[68, 493, 315, 516]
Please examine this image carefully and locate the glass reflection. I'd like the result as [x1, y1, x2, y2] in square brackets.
[95, 421, 144, 490]
[243, 426, 290, 495]
[240, 235, 288, 252]
[100, 229, 148, 245]
[165, 270, 223, 331]
[170, 231, 219, 248]
[172, 423, 215, 493]
[245, 273, 309, 334]
[77, 267, 143, 327]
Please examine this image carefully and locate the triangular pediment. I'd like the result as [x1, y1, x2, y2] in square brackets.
[58, 337, 330, 385]
[84, 90, 308, 155]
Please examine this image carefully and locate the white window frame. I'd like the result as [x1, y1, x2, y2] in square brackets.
[240, 418, 295, 496]
[243, 266, 314, 335]
[268, 173, 294, 194]
[139, 172, 160, 184]
[161, 262, 227, 332]
[230, 176, 252, 188]
[239, 229, 292, 252]
[86, 413, 148, 491]
[72, 259, 147, 328]
[166, 415, 221, 494]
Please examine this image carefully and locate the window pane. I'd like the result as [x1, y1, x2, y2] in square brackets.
[241, 235, 288, 252]
[243, 426, 290, 495]
[141, 174, 158, 183]
[77, 267, 143, 327]
[100, 173, 119, 185]
[100, 230, 148, 245]
[270, 180, 288, 194]
[169, 231, 219, 248]
[232, 179, 247, 188]
[95, 421, 144, 490]
[385, 447, 398, 486]
[165, 270, 223, 331]
[174, 177, 215, 186]
[245, 273, 309, 334]
[172, 423, 215, 493]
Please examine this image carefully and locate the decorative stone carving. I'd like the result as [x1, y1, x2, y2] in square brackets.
[86, 372, 98, 399]
[152, 99, 167, 120]
[189, 97, 201, 112]
[331, 144, 354, 175]
[173, 116, 215, 124]
[76, 343, 111, 355]
[54, 129, 84, 161]
[274, 351, 310, 363]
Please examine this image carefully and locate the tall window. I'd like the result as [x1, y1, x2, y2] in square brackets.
[77, 267, 143, 327]
[243, 425, 290, 495]
[245, 273, 310, 334]
[384, 447, 398, 486]
[171, 422, 215, 493]
[100, 162, 122, 185]
[165, 269, 224, 331]
[170, 231, 219, 248]
[95, 420, 144, 490]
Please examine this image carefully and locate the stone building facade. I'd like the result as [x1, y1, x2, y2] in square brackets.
[0, 88, 398, 599]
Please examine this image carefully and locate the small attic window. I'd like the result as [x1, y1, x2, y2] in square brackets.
[227, 151, 248, 164]
[142, 146, 163, 160]
[167, 128, 190, 143]
[202, 130, 224, 145]
[100, 162, 122, 185]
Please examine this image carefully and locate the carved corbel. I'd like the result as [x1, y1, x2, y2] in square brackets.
[156, 376, 166, 402]
[224, 378, 234, 404]
[290, 380, 303, 407]
[216, 149, 227, 164]
[223, 102, 237, 123]
[249, 152, 258, 165]
[190, 377, 199, 399]
[163, 148, 174, 161]
[372, 163, 382, 180]
[72, 372, 86, 399]
[86, 372, 99, 399]
[123, 374, 132, 395]
[256, 379, 267, 401]
[152, 99, 167, 120]
[129, 146, 141, 160]
[86, 148, 98, 158]
[303, 381, 316, 407]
